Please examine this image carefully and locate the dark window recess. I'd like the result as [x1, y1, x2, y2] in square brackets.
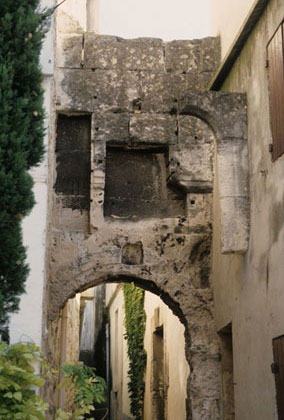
[104, 148, 186, 219]
[55, 114, 91, 210]
[272, 335, 284, 420]
[267, 22, 284, 161]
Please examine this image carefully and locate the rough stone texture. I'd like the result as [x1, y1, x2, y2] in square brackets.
[165, 37, 220, 75]
[130, 114, 177, 145]
[45, 32, 249, 420]
[170, 116, 214, 192]
[56, 33, 83, 68]
[121, 242, 144, 265]
[84, 34, 165, 72]
[94, 112, 130, 144]
[57, 68, 141, 112]
[179, 91, 249, 253]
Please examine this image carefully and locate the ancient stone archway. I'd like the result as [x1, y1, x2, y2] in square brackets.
[44, 34, 248, 419]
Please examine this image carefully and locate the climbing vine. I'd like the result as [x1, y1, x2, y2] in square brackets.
[123, 283, 147, 420]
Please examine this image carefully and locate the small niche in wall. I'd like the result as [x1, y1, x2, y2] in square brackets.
[55, 114, 91, 211]
[104, 147, 186, 219]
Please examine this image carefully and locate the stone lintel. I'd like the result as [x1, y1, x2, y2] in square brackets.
[94, 112, 130, 144]
[129, 114, 177, 145]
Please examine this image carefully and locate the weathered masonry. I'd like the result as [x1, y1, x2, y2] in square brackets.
[44, 32, 249, 420]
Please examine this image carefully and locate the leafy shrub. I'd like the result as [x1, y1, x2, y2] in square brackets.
[0, 342, 106, 420]
[0, 342, 48, 420]
[57, 364, 106, 420]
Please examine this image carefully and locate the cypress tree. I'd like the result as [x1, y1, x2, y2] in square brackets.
[0, 0, 47, 338]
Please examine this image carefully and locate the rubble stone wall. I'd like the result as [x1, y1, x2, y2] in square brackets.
[44, 27, 248, 420]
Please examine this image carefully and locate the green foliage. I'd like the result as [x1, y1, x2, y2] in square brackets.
[0, 0, 48, 335]
[56, 364, 107, 420]
[0, 342, 106, 420]
[0, 342, 48, 420]
[123, 283, 147, 420]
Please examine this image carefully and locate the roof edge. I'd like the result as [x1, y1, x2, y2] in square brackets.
[209, 0, 270, 91]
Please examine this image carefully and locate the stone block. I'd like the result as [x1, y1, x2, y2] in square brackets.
[57, 69, 140, 112]
[56, 69, 88, 110]
[217, 139, 249, 198]
[219, 196, 250, 254]
[93, 140, 106, 174]
[84, 34, 123, 69]
[121, 38, 164, 71]
[91, 69, 141, 112]
[165, 37, 220, 84]
[84, 34, 165, 71]
[129, 114, 177, 144]
[168, 116, 214, 190]
[139, 72, 211, 113]
[187, 193, 212, 227]
[169, 71, 212, 95]
[199, 37, 221, 74]
[56, 33, 83, 68]
[165, 39, 201, 73]
[94, 112, 130, 144]
[140, 72, 175, 113]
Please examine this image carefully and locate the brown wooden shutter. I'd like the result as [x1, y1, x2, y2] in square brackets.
[267, 22, 284, 161]
[272, 335, 284, 420]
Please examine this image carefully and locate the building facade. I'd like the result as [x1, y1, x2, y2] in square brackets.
[211, 0, 284, 419]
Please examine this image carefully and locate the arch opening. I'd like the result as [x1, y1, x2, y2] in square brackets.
[52, 278, 190, 420]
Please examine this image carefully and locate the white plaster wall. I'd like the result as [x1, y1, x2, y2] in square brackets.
[9, 76, 52, 345]
[59, 294, 81, 410]
[143, 292, 189, 420]
[212, 0, 284, 418]
[212, 0, 255, 59]
[9, 0, 55, 345]
[56, 0, 87, 32]
[107, 284, 132, 419]
[40, 0, 56, 74]
[105, 283, 118, 306]
[80, 299, 95, 351]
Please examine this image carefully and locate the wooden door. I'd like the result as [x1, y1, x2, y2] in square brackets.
[272, 335, 284, 419]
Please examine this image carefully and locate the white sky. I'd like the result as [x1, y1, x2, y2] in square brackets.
[99, 0, 214, 41]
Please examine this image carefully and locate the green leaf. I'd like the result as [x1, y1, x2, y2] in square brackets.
[13, 391, 22, 401]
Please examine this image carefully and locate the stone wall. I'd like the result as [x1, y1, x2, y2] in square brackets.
[44, 26, 248, 420]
